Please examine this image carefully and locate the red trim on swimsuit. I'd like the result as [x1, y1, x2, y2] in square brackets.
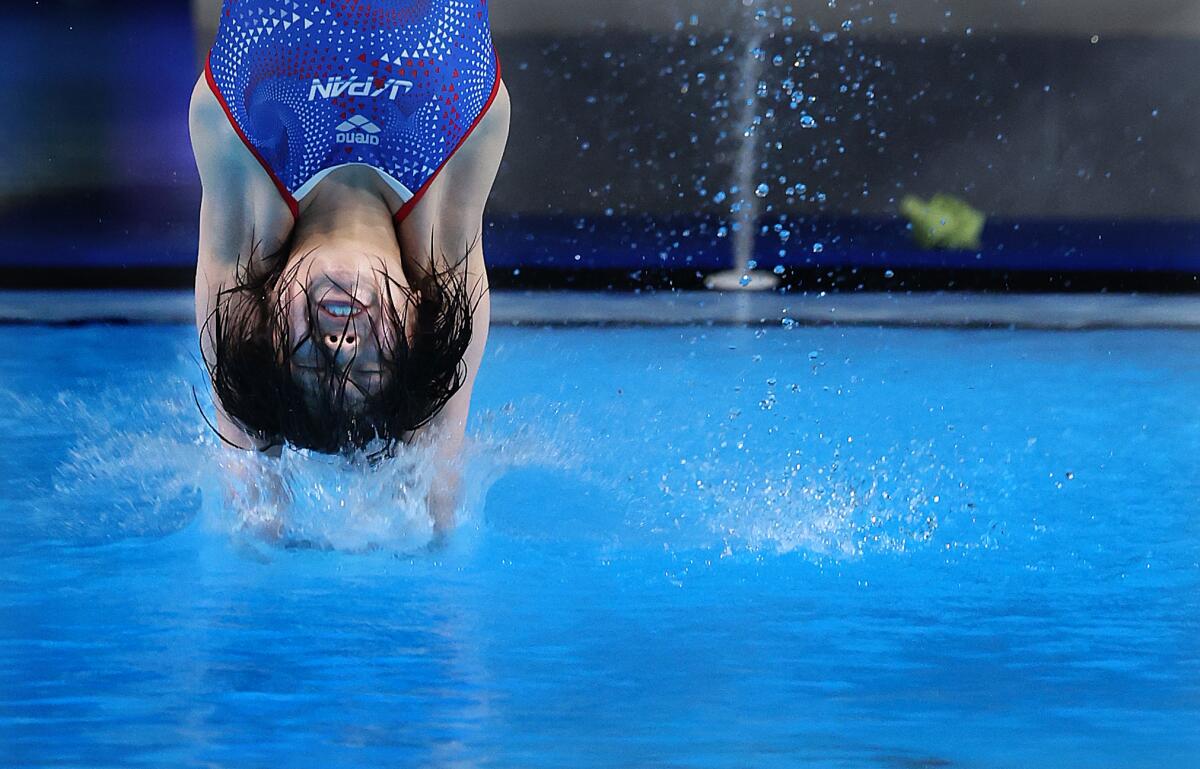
[393, 55, 503, 225]
[204, 52, 501, 226]
[204, 52, 300, 221]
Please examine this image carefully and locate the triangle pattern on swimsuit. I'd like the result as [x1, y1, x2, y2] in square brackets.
[206, 0, 500, 220]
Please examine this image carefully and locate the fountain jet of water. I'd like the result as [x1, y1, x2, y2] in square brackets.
[706, 9, 780, 292]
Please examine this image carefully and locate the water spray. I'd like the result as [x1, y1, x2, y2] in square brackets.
[706, 3, 780, 292]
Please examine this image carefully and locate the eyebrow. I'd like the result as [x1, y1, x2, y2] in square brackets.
[292, 362, 384, 375]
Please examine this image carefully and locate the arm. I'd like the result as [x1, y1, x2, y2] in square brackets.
[189, 75, 292, 453]
[399, 83, 509, 532]
[408, 85, 508, 532]
[426, 264, 491, 532]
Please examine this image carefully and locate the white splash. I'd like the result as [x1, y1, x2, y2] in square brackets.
[639, 439, 963, 560]
[35, 371, 973, 562]
[44, 377, 581, 553]
[205, 441, 442, 553]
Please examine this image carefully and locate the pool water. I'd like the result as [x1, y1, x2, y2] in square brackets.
[1, 322, 1198, 768]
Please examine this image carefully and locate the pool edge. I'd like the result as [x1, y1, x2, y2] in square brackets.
[3, 289, 1200, 330]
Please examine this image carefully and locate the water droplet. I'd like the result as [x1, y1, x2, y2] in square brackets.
[755, 183, 770, 198]
[884, 269, 895, 278]
[739, 274, 752, 287]
[773, 265, 786, 275]
[812, 243, 824, 253]
[800, 114, 817, 129]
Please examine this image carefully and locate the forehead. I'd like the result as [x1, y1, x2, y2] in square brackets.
[292, 362, 387, 398]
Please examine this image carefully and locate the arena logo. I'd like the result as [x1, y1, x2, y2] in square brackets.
[336, 115, 382, 145]
[309, 76, 414, 101]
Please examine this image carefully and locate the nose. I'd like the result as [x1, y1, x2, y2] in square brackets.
[312, 304, 377, 366]
[321, 330, 358, 350]
[315, 310, 364, 350]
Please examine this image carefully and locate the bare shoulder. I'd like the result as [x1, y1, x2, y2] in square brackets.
[480, 79, 512, 140]
[398, 79, 511, 262]
[462, 79, 511, 171]
[435, 78, 511, 202]
[189, 76, 292, 266]
[189, 76, 245, 183]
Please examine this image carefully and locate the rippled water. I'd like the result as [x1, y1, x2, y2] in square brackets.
[1, 323, 1198, 768]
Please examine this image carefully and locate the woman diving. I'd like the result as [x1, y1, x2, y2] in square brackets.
[189, 0, 509, 528]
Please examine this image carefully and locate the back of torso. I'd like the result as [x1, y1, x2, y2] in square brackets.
[205, 0, 500, 220]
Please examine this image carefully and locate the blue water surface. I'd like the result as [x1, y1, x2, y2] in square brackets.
[1, 322, 1198, 768]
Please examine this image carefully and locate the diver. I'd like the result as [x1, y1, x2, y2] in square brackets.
[189, 0, 510, 529]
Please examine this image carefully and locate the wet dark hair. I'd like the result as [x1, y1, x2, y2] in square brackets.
[200, 240, 481, 456]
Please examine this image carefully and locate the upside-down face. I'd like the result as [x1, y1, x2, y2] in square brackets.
[276, 249, 419, 406]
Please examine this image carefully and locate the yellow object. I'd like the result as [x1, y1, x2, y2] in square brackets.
[899, 194, 986, 251]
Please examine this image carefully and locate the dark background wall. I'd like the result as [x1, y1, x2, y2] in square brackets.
[493, 31, 1199, 220]
[0, 1, 200, 271]
[4, 0, 1200, 281]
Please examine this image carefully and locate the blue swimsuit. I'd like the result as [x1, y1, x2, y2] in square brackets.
[206, 0, 500, 221]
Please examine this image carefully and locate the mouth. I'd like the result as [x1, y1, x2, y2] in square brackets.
[317, 299, 366, 319]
